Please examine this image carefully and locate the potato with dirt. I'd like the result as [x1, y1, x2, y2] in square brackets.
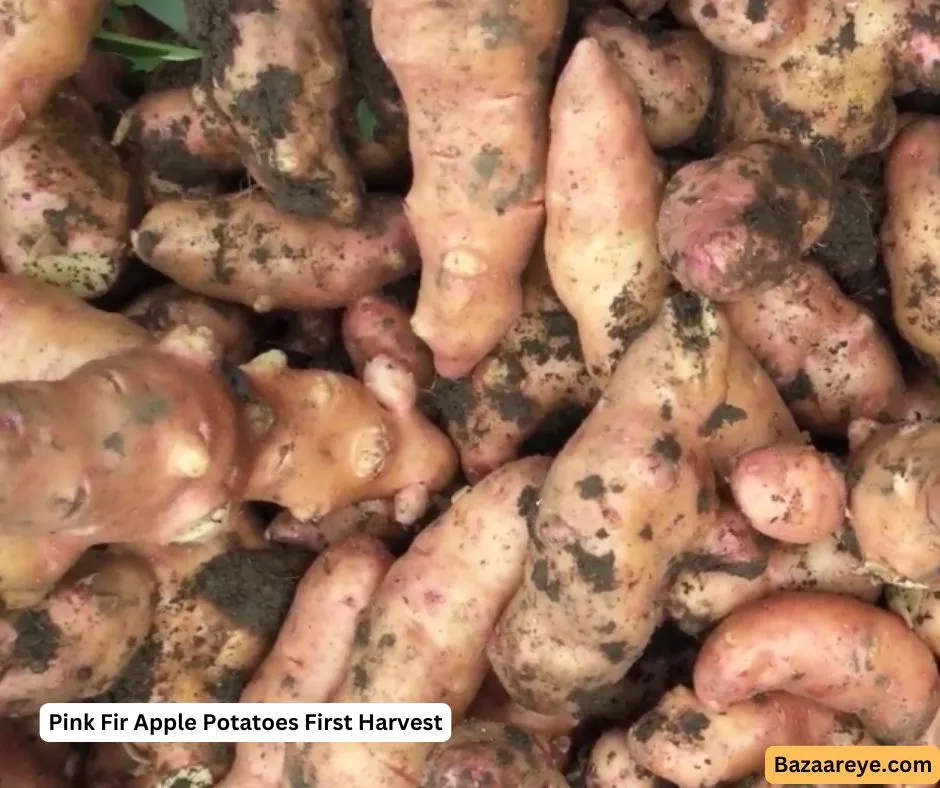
[488, 293, 730, 718]
[0, 273, 148, 383]
[289, 456, 551, 788]
[584, 6, 714, 150]
[436, 256, 599, 482]
[725, 259, 905, 436]
[133, 193, 418, 314]
[883, 117, 940, 374]
[845, 419, 940, 587]
[420, 720, 568, 788]
[239, 348, 457, 525]
[0, 550, 155, 715]
[611, 686, 874, 788]
[266, 500, 403, 553]
[658, 145, 834, 302]
[371, 0, 567, 379]
[123, 284, 255, 364]
[121, 86, 242, 204]
[545, 37, 670, 384]
[218, 535, 392, 788]
[0, 0, 105, 148]
[889, 586, 940, 659]
[0, 327, 243, 543]
[694, 590, 940, 743]
[184, 0, 363, 221]
[0, 90, 132, 298]
[666, 507, 878, 634]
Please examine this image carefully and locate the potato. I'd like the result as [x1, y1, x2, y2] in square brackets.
[693, 590, 940, 743]
[545, 37, 670, 384]
[133, 193, 418, 314]
[290, 456, 552, 788]
[0, 721, 71, 787]
[266, 500, 402, 553]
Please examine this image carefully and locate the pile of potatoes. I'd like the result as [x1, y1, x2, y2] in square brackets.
[3, 0, 940, 786]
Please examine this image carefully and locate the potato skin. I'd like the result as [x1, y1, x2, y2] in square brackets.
[292, 456, 552, 788]
[693, 590, 940, 743]
[545, 37, 669, 385]
[725, 260, 904, 436]
[0, 722, 70, 788]
[134, 193, 418, 313]
[0, 273, 148, 383]
[372, 0, 567, 379]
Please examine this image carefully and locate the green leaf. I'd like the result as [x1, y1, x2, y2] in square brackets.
[356, 99, 377, 142]
[131, 0, 193, 41]
[93, 30, 202, 71]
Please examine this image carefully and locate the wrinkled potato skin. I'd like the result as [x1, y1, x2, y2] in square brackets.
[693, 590, 940, 743]
[0, 273, 148, 382]
[240, 350, 457, 523]
[0, 0, 105, 148]
[0, 328, 243, 542]
[667, 508, 878, 634]
[585, 7, 714, 150]
[0, 551, 155, 715]
[440, 257, 599, 482]
[216, 535, 393, 788]
[0, 91, 131, 298]
[134, 193, 418, 314]
[185, 0, 363, 221]
[488, 295, 734, 717]
[293, 456, 552, 788]
[658, 145, 834, 302]
[545, 37, 670, 385]
[124, 284, 254, 364]
[372, 0, 567, 379]
[725, 260, 904, 436]
[847, 421, 940, 586]
[420, 720, 568, 788]
[883, 118, 940, 374]
[624, 686, 873, 788]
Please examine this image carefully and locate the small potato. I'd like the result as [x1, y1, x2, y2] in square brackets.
[729, 445, 847, 543]
[587, 731, 659, 788]
[693, 591, 940, 743]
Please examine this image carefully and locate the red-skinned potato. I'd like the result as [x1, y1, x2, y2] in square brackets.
[217, 534, 392, 788]
[585, 6, 714, 150]
[0, 273, 148, 382]
[0, 326, 243, 543]
[545, 36, 670, 384]
[133, 193, 418, 314]
[0, 90, 132, 298]
[239, 349, 457, 525]
[693, 590, 940, 743]
[289, 456, 552, 788]
[0, 550, 155, 715]
[371, 0, 567, 379]
[725, 259, 905, 436]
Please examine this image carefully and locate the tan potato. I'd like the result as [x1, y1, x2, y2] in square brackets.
[846, 420, 940, 587]
[587, 731, 660, 788]
[133, 193, 418, 314]
[658, 145, 834, 302]
[290, 456, 552, 788]
[185, 0, 362, 220]
[0, 90, 132, 298]
[693, 590, 940, 743]
[488, 294, 733, 718]
[622, 686, 874, 788]
[725, 260, 905, 436]
[123, 284, 255, 364]
[0, 531, 92, 610]
[0, 327, 242, 543]
[372, 0, 567, 378]
[667, 507, 879, 634]
[420, 720, 568, 788]
[889, 586, 940, 658]
[729, 444, 847, 543]
[437, 256, 599, 482]
[266, 500, 403, 553]
[0, 273, 148, 382]
[240, 349, 457, 525]
[545, 36, 670, 384]
[0, 550, 155, 715]
[585, 7, 714, 150]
